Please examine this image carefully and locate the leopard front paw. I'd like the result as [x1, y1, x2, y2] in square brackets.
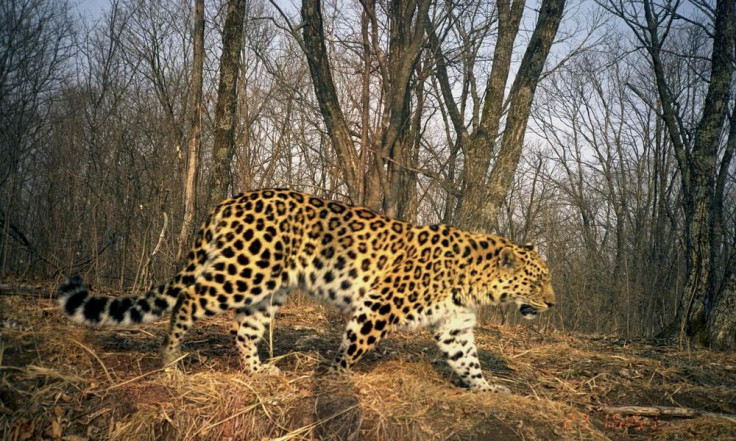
[322, 359, 349, 375]
[253, 363, 282, 376]
[471, 382, 511, 394]
[161, 348, 182, 366]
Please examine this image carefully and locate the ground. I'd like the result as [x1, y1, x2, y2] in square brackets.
[1, 283, 735, 440]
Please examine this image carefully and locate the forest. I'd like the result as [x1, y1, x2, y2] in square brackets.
[1, 0, 735, 439]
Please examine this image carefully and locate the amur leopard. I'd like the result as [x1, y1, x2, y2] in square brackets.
[58, 189, 555, 393]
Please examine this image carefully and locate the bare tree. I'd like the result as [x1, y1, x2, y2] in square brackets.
[478, 0, 566, 226]
[369, 0, 432, 217]
[428, 0, 566, 231]
[0, 0, 75, 274]
[532, 36, 687, 336]
[605, 0, 736, 349]
[299, 0, 431, 213]
[211, 0, 247, 202]
[177, 0, 205, 261]
[299, 0, 361, 202]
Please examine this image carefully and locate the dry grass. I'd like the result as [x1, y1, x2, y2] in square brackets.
[1, 284, 735, 440]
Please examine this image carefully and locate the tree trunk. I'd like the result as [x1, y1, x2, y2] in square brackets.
[471, 0, 565, 229]
[360, 8, 381, 210]
[630, 0, 736, 348]
[301, 0, 361, 202]
[675, 0, 735, 347]
[704, 34, 736, 349]
[707, 272, 736, 350]
[302, 0, 428, 210]
[177, 0, 205, 261]
[396, 63, 425, 222]
[379, 0, 431, 218]
[433, 0, 564, 231]
[455, 0, 525, 230]
[211, 0, 246, 202]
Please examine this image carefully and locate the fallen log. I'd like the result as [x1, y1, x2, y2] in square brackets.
[0, 284, 52, 298]
[600, 405, 736, 422]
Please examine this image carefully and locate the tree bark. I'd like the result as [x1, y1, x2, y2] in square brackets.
[177, 0, 205, 261]
[705, 63, 736, 350]
[707, 272, 736, 350]
[211, 0, 246, 202]
[360, 8, 381, 210]
[396, 63, 425, 222]
[301, 0, 429, 211]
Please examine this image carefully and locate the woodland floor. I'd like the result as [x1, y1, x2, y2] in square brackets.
[1, 282, 736, 440]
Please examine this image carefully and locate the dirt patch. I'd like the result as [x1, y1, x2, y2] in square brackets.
[1, 288, 735, 440]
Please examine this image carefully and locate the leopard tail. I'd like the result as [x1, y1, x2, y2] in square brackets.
[57, 275, 180, 326]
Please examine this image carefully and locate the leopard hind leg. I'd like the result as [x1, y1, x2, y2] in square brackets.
[161, 286, 204, 364]
[231, 289, 289, 374]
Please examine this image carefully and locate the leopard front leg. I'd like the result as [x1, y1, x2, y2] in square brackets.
[433, 313, 511, 394]
[331, 304, 391, 373]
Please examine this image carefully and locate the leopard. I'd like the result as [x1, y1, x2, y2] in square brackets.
[58, 189, 555, 393]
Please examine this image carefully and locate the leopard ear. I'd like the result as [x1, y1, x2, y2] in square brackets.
[498, 247, 521, 273]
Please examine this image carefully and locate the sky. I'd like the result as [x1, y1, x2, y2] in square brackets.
[73, 0, 110, 21]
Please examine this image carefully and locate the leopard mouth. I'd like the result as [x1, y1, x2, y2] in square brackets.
[519, 304, 538, 318]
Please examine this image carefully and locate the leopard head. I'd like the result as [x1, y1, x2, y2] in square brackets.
[492, 243, 555, 319]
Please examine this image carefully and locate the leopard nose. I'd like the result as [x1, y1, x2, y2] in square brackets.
[544, 301, 555, 308]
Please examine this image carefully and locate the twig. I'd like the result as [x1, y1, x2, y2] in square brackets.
[70, 338, 114, 383]
[600, 405, 736, 422]
[232, 378, 273, 420]
[149, 212, 169, 261]
[134, 212, 168, 293]
[53, 237, 117, 278]
[269, 404, 360, 441]
[143, 211, 169, 280]
[192, 403, 259, 437]
[104, 353, 188, 391]
[511, 348, 535, 359]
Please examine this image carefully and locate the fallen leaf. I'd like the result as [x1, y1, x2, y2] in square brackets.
[48, 419, 62, 439]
